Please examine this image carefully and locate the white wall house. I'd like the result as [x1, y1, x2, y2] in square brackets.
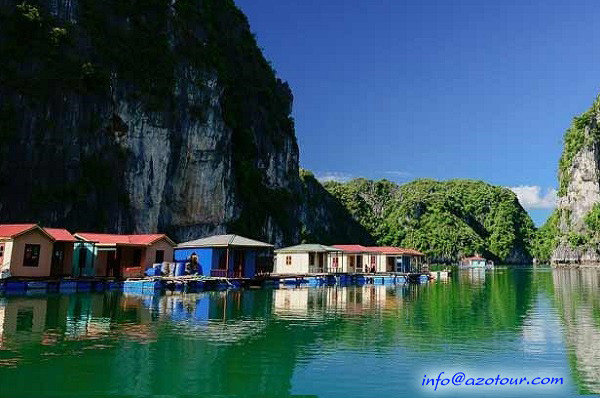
[331, 245, 379, 273]
[274, 244, 343, 274]
[334, 246, 426, 273]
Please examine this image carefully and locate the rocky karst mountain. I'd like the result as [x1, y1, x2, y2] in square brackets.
[324, 178, 535, 264]
[545, 96, 600, 266]
[0, 0, 539, 259]
[0, 0, 307, 245]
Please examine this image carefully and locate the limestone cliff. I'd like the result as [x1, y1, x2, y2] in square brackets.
[297, 171, 373, 246]
[0, 0, 303, 245]
[551, 96, 600, 266]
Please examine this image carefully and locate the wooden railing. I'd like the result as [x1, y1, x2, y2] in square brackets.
[210, 269, 243, 278]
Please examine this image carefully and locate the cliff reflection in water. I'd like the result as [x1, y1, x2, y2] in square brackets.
[552, 269, 600, 395]
[0, 270, 578, 397]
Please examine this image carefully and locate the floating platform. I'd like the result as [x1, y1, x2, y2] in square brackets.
[269, 272, 427, 289]
[0, 271, 433, 297]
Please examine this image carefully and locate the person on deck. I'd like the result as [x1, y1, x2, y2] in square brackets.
[186, 253, 200, 275]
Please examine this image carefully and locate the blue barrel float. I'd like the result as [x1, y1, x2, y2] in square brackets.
[59, 280, 78, 293]
[229, 280, 243, 289]
[5, 281, 27, 292]
[27, 281, 48, 290]
[77, 281, 93, 292]
[174, 262, 186, 277]
[94, 281, 106, 292]
[262, 279, 279, 288]
[282, 278, 299, 286]
[107, 281, 123, 291]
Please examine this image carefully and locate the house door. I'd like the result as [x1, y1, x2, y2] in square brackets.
[399, 256, 411, 273]
[387, 257, 395, 272]
[77, 247, 88, 277]
[233, 250, 244, 278]
[107, 248, 121, 278]
[51, 243, 65, 277]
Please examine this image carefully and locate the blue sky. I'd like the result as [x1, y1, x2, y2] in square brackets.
[235, 0, 600, 225]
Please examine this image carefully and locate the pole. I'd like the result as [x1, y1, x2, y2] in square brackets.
[225, 247, 230, 278]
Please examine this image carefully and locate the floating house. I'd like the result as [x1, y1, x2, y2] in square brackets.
[460, 256, 491, 269]
[73, 233, 176, 278]
[274, 244, 343, 274]
[45, 228, 78, 277]
[0, 224, 76, 278]
[331, 245, 377, 273]
[175, 234, 274, 278]
[367, 247, 426, 273]
[331, 245, 425, 273]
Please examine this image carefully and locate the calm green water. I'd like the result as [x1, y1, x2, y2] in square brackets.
[0, 268, 599, 397]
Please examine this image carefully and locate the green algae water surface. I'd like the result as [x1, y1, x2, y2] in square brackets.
[0, 268, 598, 397]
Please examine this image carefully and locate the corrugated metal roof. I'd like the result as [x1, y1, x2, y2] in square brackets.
[400, 248, 425, 256]
[75, 233, 174, 246]
[366, 246, 425, 256]
[0, 224, 37, 238]
[275, 244, 342, 253]
[177, 234, 273, 248]
[332, 244, 373, 253]
[365, 246, 403, 254]
[45, 228, 77, 242]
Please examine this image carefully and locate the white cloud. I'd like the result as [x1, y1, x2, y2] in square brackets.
[385, 171, 412, 178]
[315, 171, 354, 183]
[509, 186, 557, 210]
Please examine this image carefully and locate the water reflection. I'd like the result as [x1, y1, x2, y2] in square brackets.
[0, 270, 596, 397]
[273, 285, 406, 317]
[552, 269, 600, 395]
[459, 268, 486, 285]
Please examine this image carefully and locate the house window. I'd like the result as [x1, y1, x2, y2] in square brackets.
[155, 250, 164, 263]
[309, 253, 315, 265]
[286, 255, 292, 266]
[370, 255, 376, 265]
[133, 249, 142, 267]
[0, 244, 4, 258]
[23, 244, 40, 267]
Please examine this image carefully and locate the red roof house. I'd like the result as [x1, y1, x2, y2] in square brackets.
[0, 224, 76, 278]
[74, 233, 176, 278]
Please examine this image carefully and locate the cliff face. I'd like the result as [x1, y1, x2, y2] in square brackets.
[297, 171, 373, 246]
[551, 97, 600, 266]
[0, 0, 300, 245]
[325, 178, 535, 264]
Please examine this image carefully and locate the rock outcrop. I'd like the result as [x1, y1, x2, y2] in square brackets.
[0, 0, 303, 245]
[551, 96, 600, 266]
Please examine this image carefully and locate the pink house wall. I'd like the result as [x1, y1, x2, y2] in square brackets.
[142, 239, 174, 268]
[9, 229, 54, 277]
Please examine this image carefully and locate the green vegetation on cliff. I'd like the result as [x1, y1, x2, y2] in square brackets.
[543, 94, 600, 263]
[297, 170, 373, 246]
[324, 178, 535, 263]
[531, 210, 560, 263]
[558, 95, 600, 196]
[0, 0, 300, 241]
